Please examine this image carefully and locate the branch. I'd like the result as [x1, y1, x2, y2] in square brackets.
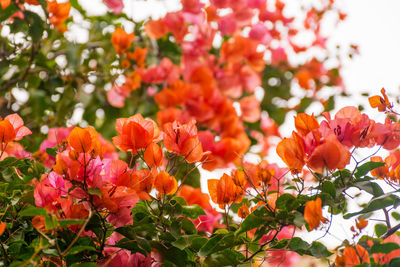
[382, 221, 400, 240]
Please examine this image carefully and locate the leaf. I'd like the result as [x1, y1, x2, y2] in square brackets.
[24, 11, 44, 43]
[322, 181, 336, 198]
[375, 224, 388, 238]
[182, 204, 206, 219]
[70, 263, 98, 267]
[19, 206, 48, 217]
[69, 0, 86, 14]
[203, 249, 245, 267]
[198, 234, 225, 257]
[59, 219, 85, 227]
[371, 242, 400, 254]
[87, 187, 102, 197]
[46, 147, 58, 157]
[66, 246, 97, 255]
[236, 206, 270, 235]
[354, 161, 385, 179]
[344, 194, 400, 219]
[276, 193, 299, 211]
[353, 180, 384, 197]
[392, 212, 400, 221]
[308, 241, 333, 258]
[0, 3, 19, 22]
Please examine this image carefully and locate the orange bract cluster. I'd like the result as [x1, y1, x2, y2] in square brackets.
[304, 198, 328, 230]
[111, 28, 135, 55]
[370, 150, 400, 183]
[47, 0, 71, 33]
[369, 88, 392, 112]
[208, 173, 244, 208]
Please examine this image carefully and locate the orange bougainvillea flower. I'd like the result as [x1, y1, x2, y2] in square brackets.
[0, 120, 15, 144]
[113, 114, 161, 153]
[178, 185, 211, 210]
[0, 222, 5, 236]
[255, 160, 275, 186]
[25, 0, 40, 5]
[47, 0, 71, 33]
[294, 113, 319, 136]
[155, 80, 190, 108]
[154, 171, 178, 195]
[163, 120, 203, 163]
[144, 142, 163, 167]
[336, 245, 370, 267]
[131, 169, 155, 200]
[0, 0, 10, 9]
[238, 205, 250, 219]
[0, 114, 31, 144]
[111, 28, 135, 54]
[304, 198, 328, 230]
[355, 219, 368, 230]
[370, 156, 388, 179]
[307, 134, 351, 173]
[276, 132, 305, 174]
[208, 174, 243, 208]
[127, 47, 148, 68]
[368, 88, 392, 112]
[67, 127, 93, 154]
[145, 18, 169, 39]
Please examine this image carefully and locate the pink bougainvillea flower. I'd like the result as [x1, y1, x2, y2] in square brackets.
[103, 0, 124, 14]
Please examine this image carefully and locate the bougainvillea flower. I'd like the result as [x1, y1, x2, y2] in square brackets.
[238, 205, 250, 219]
[307, 134, 351, 173]
[47, 0, 71, 33]
[144, 142, 163, 167]
[304, 198, 327, 230]
[370, 156, 388, 179]
[294, 113, 319, 136]
[155, 80, 190, 108]
[368, 88, 392, 112]
[113, 114, 161, 153]
[111, 28, 135, 54]
[336, 245, 370, 267]
[0, 114, 31, 144]
[127, 47, 148, 68]
[67, 127, 94, 154]
[276, 132, 305, 174]
[25, 0, 40, 5]
[163, 120, 203, 163]
[178, 185, 211, 210]
[208, 174, 243, 207]
[145, 18, 169, 39]
[0, 222, 5, 236]
[154, 171, 178, 196]
[131, 169, 155, 200]
[103, 0, 124, 14]
[240, 96, 261, 123]
[371, 234, 400, 265]
[355, 219, 368, 230]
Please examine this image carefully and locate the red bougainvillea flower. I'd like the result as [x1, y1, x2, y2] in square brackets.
[25, 0, 40, 5]
[0, 113, 31, 144]
[113, 114, 161, 153]
[304, 198, 328, 230]
[368, 88, 392, 112]
[103, 0, 124, 14]
[208, 173, 243, 208]
[111, 28, 135, 54]
[307, 134, 351, 173]
[276, 131, 305, 174]
[154, 171, 178, 196]
[239, 96, 261, 123]
[163, 120, 203, 163]
[47, 0, 71, 33]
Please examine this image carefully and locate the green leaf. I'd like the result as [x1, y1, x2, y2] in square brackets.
[66, 246, 97, 255]
[46, 147, 58, 157]
[344, 194, 400, 219]
[203, 249, 245, 267]
[236, 206, 270, 235]
[0, 3, 19, 22]
[371, 242, 400, 254]
[322, 181, 336, 198]
[19, 206, 48, 217]
[389, 257, 400, 267]
[392, 212, 400, 221]
[59, 219, 85, 227]
[375, 224, 388, 238]
[354, 161, 385, 179]
[353, 180, 384, 197]
[276, 193, 299, 211]
[70, 263, 98, 267]
[87, 187, 102, 197]
[24, 11, 44, 43]
[69, 0, 86, 14]
[182, 204, 206, 219]
[308, 241, 333, 258]
[198, 234, 225, 257]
